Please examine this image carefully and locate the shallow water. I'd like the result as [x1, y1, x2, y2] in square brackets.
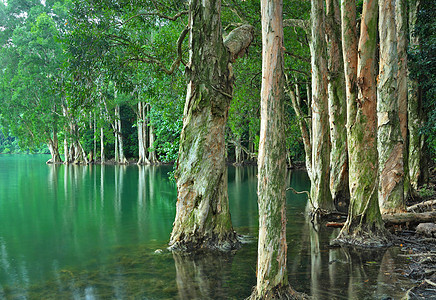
[0, 154, 415, 299]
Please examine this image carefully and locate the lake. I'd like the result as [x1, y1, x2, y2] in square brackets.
[0, 155, 415, 299]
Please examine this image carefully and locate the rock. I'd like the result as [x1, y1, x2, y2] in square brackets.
[154, 249, 163, 254]
[416, 223, 436, 238]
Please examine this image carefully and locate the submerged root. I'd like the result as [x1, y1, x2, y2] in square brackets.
[248, 285, 310, 300]
[168, 230, 241, 253]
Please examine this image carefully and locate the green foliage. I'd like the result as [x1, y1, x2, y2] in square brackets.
[409, 0, 436, 160]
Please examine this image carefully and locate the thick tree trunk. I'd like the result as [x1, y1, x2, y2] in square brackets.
[377, 0, 405, 214]
[169, 0, 253, 252]
[47, 130, 62, 164]
[309, 0, 333, 211]
[63, 138, 69, 164]
[250, 0, 298, 298]
[408, 0, 426, 190]
[335, 0, 390, 247]
[137, 101, 151, 165]
[325, 0, 349, 206]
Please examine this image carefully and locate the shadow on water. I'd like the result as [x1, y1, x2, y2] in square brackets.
[0, 156, 417, 299]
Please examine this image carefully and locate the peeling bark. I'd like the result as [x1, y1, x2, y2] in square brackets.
[309, 0, 333, 211]
[408, 0, 427, 190]
[169, 0, 254, 252]
[325, 0, 349, 206]
[250, 0, 299, 297]
[377, 0, 405, 214]
[335, 0, 390, 247]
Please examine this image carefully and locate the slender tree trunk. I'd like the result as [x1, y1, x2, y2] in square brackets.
[137, 101, 151, 165]
[100, 127, 105, 164]
[115, 105, 127, 164]
[251, 0, 299, 298]
[288, 83, 312, 178]
[377, 0, 405, 214]
[396, 0, 410, 199]
[63, 138, 69, 164]
[335, 0, 389, 247]
[325, 0, 349, 206]
[169, 0, 253, 252]
[408, 0, 426, 189]
[310, 0, 333, 211]
[148, 119, 158, 164]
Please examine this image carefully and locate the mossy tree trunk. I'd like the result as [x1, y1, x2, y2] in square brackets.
[335, 0, 389, 247]
[169, 0, 254, 252]
[377, 0, 405, 214]
[309, 0, 333, 212]
[250, 0, 299, 298]
[325, 0, 349, 206]
[408, 0, 427, 190]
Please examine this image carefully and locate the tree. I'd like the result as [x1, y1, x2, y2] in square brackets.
[309, 0, 333, 212]
[250, 0, 302, 298]
[335, 0, 390, 247]
[377, 0, 405, 214]
[168, 0, 254, 251]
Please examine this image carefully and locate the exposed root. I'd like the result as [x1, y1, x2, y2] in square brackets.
[332, 222, 392, 248]
[247, 285, 310, 300]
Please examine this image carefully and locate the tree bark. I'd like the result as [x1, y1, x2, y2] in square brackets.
[325, 0, 349, 206]
[137, 101, 151, 165]
[148, 106, 159, 164]
[377, 0, 405, 214]
[250, 0, 299, 298]
[396, 0, 411, 199]
[100, 127, 105, 164]
[47, 129, 62, 164]
[169, 0, 253, 252]
[408, 0, 426, 190]
[309, 0, 333, 211]
[382, 211, 436, 225]
[115, 104, 128, 164]
[335, 0, 390, 247]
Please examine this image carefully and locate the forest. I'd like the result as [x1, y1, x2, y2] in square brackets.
[1, 0, 436, 298]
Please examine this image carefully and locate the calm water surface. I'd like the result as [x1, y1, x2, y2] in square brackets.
[0, 155, 415, 299]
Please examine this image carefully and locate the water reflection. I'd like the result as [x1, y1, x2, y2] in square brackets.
[173, 252, 234, 299]
[0, 157, 417, 299]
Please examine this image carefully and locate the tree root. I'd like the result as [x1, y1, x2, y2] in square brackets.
[168, 231, 241, 253]
[247, 285, 310, 300]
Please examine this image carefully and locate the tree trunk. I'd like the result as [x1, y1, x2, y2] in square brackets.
[377, 0, 405, 214]
[382, 211, 436, 225]
[137, 101, 151, 165]
[100, 127, 105, 164]
[309, 0, 333, 211]
[115, 105, 128, 164]
[250, 0, 298, 298]
[168, 0, 253, 252]
[148, 122, 158, 164]
[335, 0, 389, 247]
[287, 83, 312, 178]
[63, 138, 69, 164]
[325, 0, 349, 206]
[408, 0, 426, 190]
[396, 0, 410, 200]
[47, 129, 62, 164]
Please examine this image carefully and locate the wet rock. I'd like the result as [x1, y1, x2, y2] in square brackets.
[416, 223, 436, 238]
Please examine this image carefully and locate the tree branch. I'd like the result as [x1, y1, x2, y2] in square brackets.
[223, 24, 255, 62]
[123, 10, 188, 25]
[283, 18, 310, 32]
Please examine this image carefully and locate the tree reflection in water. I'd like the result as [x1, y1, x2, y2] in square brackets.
[173, 251, 234, 299]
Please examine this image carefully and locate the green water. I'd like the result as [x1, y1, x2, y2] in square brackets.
[0, 155, 414, 299]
